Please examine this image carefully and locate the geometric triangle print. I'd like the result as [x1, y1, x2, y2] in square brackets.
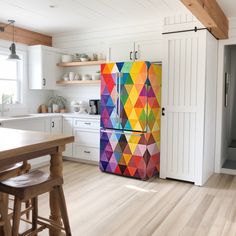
[127, 166, 137, 176]
[123, 153, 132, 165]
[123, 144, 132, 154]
[135, 97, 144, 108]
[119, 155, 126, 165]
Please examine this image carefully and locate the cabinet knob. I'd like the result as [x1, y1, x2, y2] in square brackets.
[43, 78, 46, 86]
[129, 51, 133, 60]
[135, 51, 138, 60]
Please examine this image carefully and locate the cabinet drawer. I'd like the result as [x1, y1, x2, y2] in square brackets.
[74, 129, 100, 147]
[73, 145, 99, 162]
[73, 119, 100, 130]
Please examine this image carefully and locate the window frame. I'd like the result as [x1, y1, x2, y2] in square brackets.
[0, 49, 22, 104]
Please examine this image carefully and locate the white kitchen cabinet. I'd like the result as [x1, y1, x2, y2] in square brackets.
[108, 40, 162, 62]
[108, 42, 135, 62]
[28, 45, 62, 90]
[160, 30, 217, 186]
[72, 118, 100, 163]
[1, 117, 51, 167]
[63, 118, 73, 157]
[2, 118, 48, 132]
[50, 117, 62, 134]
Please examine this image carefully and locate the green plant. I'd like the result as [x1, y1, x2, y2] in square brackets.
[47, 95, 67, 109]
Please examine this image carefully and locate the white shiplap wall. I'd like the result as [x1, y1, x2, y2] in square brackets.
[52, 21, 164, 106]
[52, 14, 201, 106]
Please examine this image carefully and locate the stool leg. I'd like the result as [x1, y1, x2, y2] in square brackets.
[32, 197, 38, 234]
[55, 186, 72, 236]
[0, 193, 11, 236]
[25, 200, 31, 220]
[12, 197, 22, 236]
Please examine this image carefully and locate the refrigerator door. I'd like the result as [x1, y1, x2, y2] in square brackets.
[119, 61, 148, 132]
[101, 63, 121, 129]
[100, 129, 159, 180]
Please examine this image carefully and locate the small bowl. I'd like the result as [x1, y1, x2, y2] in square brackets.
[80, 57, 89, 62]
[82, 74, 92, 80]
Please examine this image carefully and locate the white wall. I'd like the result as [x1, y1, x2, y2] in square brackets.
[0, 40, 52, 115]
[52, 21, 163, 106]
[52, 14, 201, 107]
[203, 31, 218, 183]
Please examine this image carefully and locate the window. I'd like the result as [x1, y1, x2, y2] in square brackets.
[0, 52, 21, 103]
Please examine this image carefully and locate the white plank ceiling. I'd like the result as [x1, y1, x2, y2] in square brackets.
[0, 0, 188, 35]
[217, 0, 236, 18]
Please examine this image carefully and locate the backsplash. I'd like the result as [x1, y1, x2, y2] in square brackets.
[53, 85, 100, 112]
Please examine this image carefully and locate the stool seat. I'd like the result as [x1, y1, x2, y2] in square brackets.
[0, 169, 71, 236]
[0, 170, 63, 201]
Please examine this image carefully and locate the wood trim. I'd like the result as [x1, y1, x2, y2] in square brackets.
[0, 22, 52, 46]
[181, 0, 228, 39]
[57, 60, 106, 67]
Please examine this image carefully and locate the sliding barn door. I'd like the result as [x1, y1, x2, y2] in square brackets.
[160, 30, 206, 184]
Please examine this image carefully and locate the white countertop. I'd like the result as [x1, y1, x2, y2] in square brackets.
[0, 113, 100, 122]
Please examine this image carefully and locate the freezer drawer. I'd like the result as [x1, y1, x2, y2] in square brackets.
[100, 129, 159, 180]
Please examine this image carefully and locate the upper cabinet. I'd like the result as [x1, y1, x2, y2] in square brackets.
[108, 40, 163, 62]
[28, 45, 62, 90]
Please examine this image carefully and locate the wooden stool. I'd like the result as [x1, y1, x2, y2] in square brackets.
[0, 170, 71, 236]
[0, 161, 31, 235]
[0, 161, 31, 181]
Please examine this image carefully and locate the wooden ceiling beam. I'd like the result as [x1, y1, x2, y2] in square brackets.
[0, 22, 52, 46]
[181, 0, 229, 39]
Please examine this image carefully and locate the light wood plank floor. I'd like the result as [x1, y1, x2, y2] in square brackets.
[19, 161, 236, 236]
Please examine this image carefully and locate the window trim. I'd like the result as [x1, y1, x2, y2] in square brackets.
[0, 49, 23, 104]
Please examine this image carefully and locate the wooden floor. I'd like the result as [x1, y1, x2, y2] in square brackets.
[19, 161, 236, 236]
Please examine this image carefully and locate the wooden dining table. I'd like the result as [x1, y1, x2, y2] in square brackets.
[0, 127, 74, 236]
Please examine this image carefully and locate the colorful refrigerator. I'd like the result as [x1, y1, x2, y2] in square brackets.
[100, 61, 161, 180]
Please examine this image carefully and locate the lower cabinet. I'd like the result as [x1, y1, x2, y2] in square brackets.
[2, 116, 62, 168]
[63, 118, 73, 157]
[73, 145, 99, 162]
[62, 117, 100, 164]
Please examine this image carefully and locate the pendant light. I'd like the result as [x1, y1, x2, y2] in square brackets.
[7, 20, 20, 60]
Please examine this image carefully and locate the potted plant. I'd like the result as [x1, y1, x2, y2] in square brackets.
[47, 95, 67, 112]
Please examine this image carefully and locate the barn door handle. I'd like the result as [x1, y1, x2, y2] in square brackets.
[52, 121, 55, 128]
[162, 107, 165, 116]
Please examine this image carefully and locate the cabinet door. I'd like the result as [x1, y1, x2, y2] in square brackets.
[160, 31, 206, 184]
[135, 40, 163, 62]
[42, 50, 55, 89]
[108, 42, 135, 62]
[51, 117, 62, 134]
[63, 118, 73, 157]
[29, 45, 62, 90]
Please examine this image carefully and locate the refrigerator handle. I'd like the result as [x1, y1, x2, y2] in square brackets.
[115, 73, 119, 119]
[118, 73, 122, 121]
